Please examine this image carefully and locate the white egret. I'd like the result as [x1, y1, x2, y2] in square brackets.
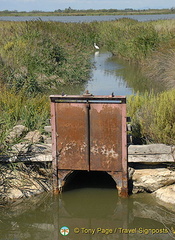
[94, 43, 100, 50]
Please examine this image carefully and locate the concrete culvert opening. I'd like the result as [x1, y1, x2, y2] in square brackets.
[63, 171, 117, 192]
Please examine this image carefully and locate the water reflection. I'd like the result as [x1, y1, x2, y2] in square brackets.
[48, 51, 165, 97]
[113, 57, 165, 93]
[1, 14, 175, 22]
[85, 52, 133, 96]
[0, 190, 174, 240]
[85, 51, 166, 97]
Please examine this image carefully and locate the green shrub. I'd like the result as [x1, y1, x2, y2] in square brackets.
[127, 90, 175, 144]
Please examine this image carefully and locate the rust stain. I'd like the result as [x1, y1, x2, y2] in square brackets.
[50, 95, 128, 197]
[90, 103, 122, 171]
[56, 103, 88, 170]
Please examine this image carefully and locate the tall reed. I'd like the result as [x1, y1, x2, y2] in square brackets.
[0, 21, 93, 94]
[127, 90, 175, 145]
[0, 18, 175, 146]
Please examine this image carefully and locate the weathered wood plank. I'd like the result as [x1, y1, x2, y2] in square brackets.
[0, 144, 175, 163]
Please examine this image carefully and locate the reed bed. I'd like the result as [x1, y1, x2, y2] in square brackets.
[1, 19, 175, 91]
[0, 18, 175, 147]
[0, 21, 93, 94]
[127, 90, 175, 145]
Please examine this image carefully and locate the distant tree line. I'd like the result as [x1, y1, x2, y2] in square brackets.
[54, 7, 175, 13]
[0, 10, 44, 13]
[54, 7, 137, 13]
[0, 7, 175, 14]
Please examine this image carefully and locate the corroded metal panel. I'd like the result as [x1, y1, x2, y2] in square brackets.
[50, 94, 128, 197]
[90, 104, 122, 171]
[55, 103, 88, 170]
[50, 101, 58, 193]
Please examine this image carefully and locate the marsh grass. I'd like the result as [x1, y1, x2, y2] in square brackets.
[143, 49, 175, 88]
[0, 21, 93, 94]
[127, 90, 175, 145]
[0, 18, 175, 146]
[1, 19, 175, 91]
[94, 19, 159, 62]
[0, 86, 50, 153]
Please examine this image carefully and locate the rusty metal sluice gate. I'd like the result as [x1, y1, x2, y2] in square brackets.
[50, 93, 128, 197]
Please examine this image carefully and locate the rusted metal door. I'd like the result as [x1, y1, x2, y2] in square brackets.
[90, 103, 123, 171]
[50, 94, 127, 196]
[55, 102, 88, 170]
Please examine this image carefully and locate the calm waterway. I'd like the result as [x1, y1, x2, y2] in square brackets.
[1, 13, 175, 22]
[0, 180, 174, 240]
[86, 51, 133, 96]
[85, 51, 164, 96]
[51, 51, 164, 96]
[0, 14, 175, 240]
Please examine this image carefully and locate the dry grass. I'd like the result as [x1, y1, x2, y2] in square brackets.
[143, 49, 175, 88]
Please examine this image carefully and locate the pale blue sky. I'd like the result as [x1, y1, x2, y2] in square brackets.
[0, 0, 174, 12]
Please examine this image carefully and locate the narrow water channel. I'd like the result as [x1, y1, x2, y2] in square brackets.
[85, 51, 164, 96]
[55, 50, 164, 96]
[0, 51, 174, 240]
[85, 51, 133, 95]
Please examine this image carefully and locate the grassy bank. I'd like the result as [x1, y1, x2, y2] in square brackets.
[98, 18, 174, 88]
[0, 19, 175, 148]
[1, 19, 175, 92]
[0, 20, 95, 153]
[127, 90, 175, 145]
[0, 8, 174, 16]
[104, 18, 175, 63]
[0, 21, 93, 94]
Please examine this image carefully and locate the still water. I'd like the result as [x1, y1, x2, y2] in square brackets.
[53, 51, 164, 96]
[86, 51, 164, 95]
[86, 51, 133, 96]
[1, 14, 175, 22]
[0, 173, 175, 240]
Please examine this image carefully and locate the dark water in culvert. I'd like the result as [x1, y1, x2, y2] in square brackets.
[0, 171, 174, 240]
